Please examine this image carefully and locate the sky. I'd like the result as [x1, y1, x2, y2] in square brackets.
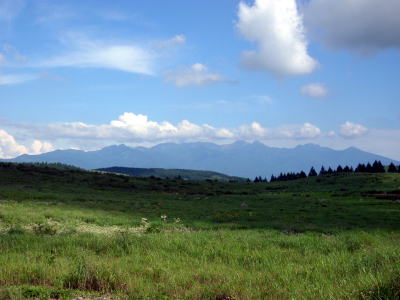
[0, 0, 399, 160]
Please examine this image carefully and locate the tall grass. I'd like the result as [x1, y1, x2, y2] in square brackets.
[1, 228, 400, 299]
[1, 165, 400, 299]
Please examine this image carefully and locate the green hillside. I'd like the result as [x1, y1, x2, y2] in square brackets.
[0, 162, 400, 299]
[96, 166, 246, 181]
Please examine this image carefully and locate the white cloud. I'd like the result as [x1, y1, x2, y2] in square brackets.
[237, 0, 318, 76]
[300, 83, 328, 98]
[38, 34, 155, 75]
[0, 74, 37, 85]
[156, 35, 186, 48]
[30, 140, 54, 155]
[277, 123, 321, 139]
[0, 53, 5, 65]
[163, 63, 226, 87]
[339, 122, 368, 138]
[303, 0, 400, 53]
[9, 113, 325, 146]
[0, 129, 27, 158]
[0, 129, 53, 158]
[171, 35, 186, 44]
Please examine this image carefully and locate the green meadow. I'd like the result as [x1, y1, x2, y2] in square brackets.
[0, 163, 400, 299]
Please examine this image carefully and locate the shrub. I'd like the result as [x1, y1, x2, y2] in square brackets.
[7, 225, 26, 235]
[32, 222, 58, 235]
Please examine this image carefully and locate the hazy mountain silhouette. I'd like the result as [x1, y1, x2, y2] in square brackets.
[3, 141, 398, 178]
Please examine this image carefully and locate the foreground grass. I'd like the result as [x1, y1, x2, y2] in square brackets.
[0, 163, 400, 299]
[1, 229, 400, 299]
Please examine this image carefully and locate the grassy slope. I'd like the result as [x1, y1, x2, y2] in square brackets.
[0, 163, 400, 299]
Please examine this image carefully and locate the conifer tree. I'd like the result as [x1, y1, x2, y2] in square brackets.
[388, 162, 397, 173]
[372, 161, 385, 173]
[319, 166, 326, 175]
[355, 163, 366, 173]
[299, 171, 307, 178]
[308, 167, 318, 177]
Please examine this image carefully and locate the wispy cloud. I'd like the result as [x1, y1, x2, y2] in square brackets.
[34, 33, 188, 75]
[36, 34, 155, 75]
[0, 73, 37, 85]
[300, 83, 329, 98]
[163, 63, 227, 87]
[155, 35, 186, 49]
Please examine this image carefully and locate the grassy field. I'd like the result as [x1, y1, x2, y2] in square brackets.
[0, 163, 400, 299]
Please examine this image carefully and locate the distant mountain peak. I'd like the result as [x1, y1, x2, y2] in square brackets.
[102, 144, 131, 150]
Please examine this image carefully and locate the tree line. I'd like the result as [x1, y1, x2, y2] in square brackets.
[253, 161, 400, 183]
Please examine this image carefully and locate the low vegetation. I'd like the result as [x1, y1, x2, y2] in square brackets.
[0, 162, 400, 299]
[96, 166, 246, 182]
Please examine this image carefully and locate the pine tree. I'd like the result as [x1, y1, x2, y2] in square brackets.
[319, 166, 326, 175]
[336, 165, 343, 173]
[327, 167, 333, 174]
[372, 161, 385, 173]
[388, 162, 397, 173]
[308, 167, 318, 177]
[355, 163, 366, 173]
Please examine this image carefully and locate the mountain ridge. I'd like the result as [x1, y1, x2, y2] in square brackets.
[2, 141, 398, 178]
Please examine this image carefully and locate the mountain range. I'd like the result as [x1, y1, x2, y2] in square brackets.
[2, 141, 398, 178]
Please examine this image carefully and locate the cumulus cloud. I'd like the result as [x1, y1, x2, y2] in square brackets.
[163, 63, 226, 87]
[7, 113, 326, 148]
[0, 129, 27, 158]
[277, 123, 321, 139]
[237, 0, 318, 76]
[30, 140, 54, 155]
[38, 34, 155, 75]
[0, 74, 37, 85]
[303, 0, 400, 53]
[339, 122, 368, 138]
[0, 129, 53, 158]
[300, 83, 328, 98]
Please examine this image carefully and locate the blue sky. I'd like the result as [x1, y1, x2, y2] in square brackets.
[0, 0, 399, 160]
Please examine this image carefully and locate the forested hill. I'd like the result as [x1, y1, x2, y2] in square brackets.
[97, 166, 246, 181]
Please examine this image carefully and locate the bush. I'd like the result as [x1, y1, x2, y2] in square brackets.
[7, 225, 26, 235]
[32, 222, 58, 235]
